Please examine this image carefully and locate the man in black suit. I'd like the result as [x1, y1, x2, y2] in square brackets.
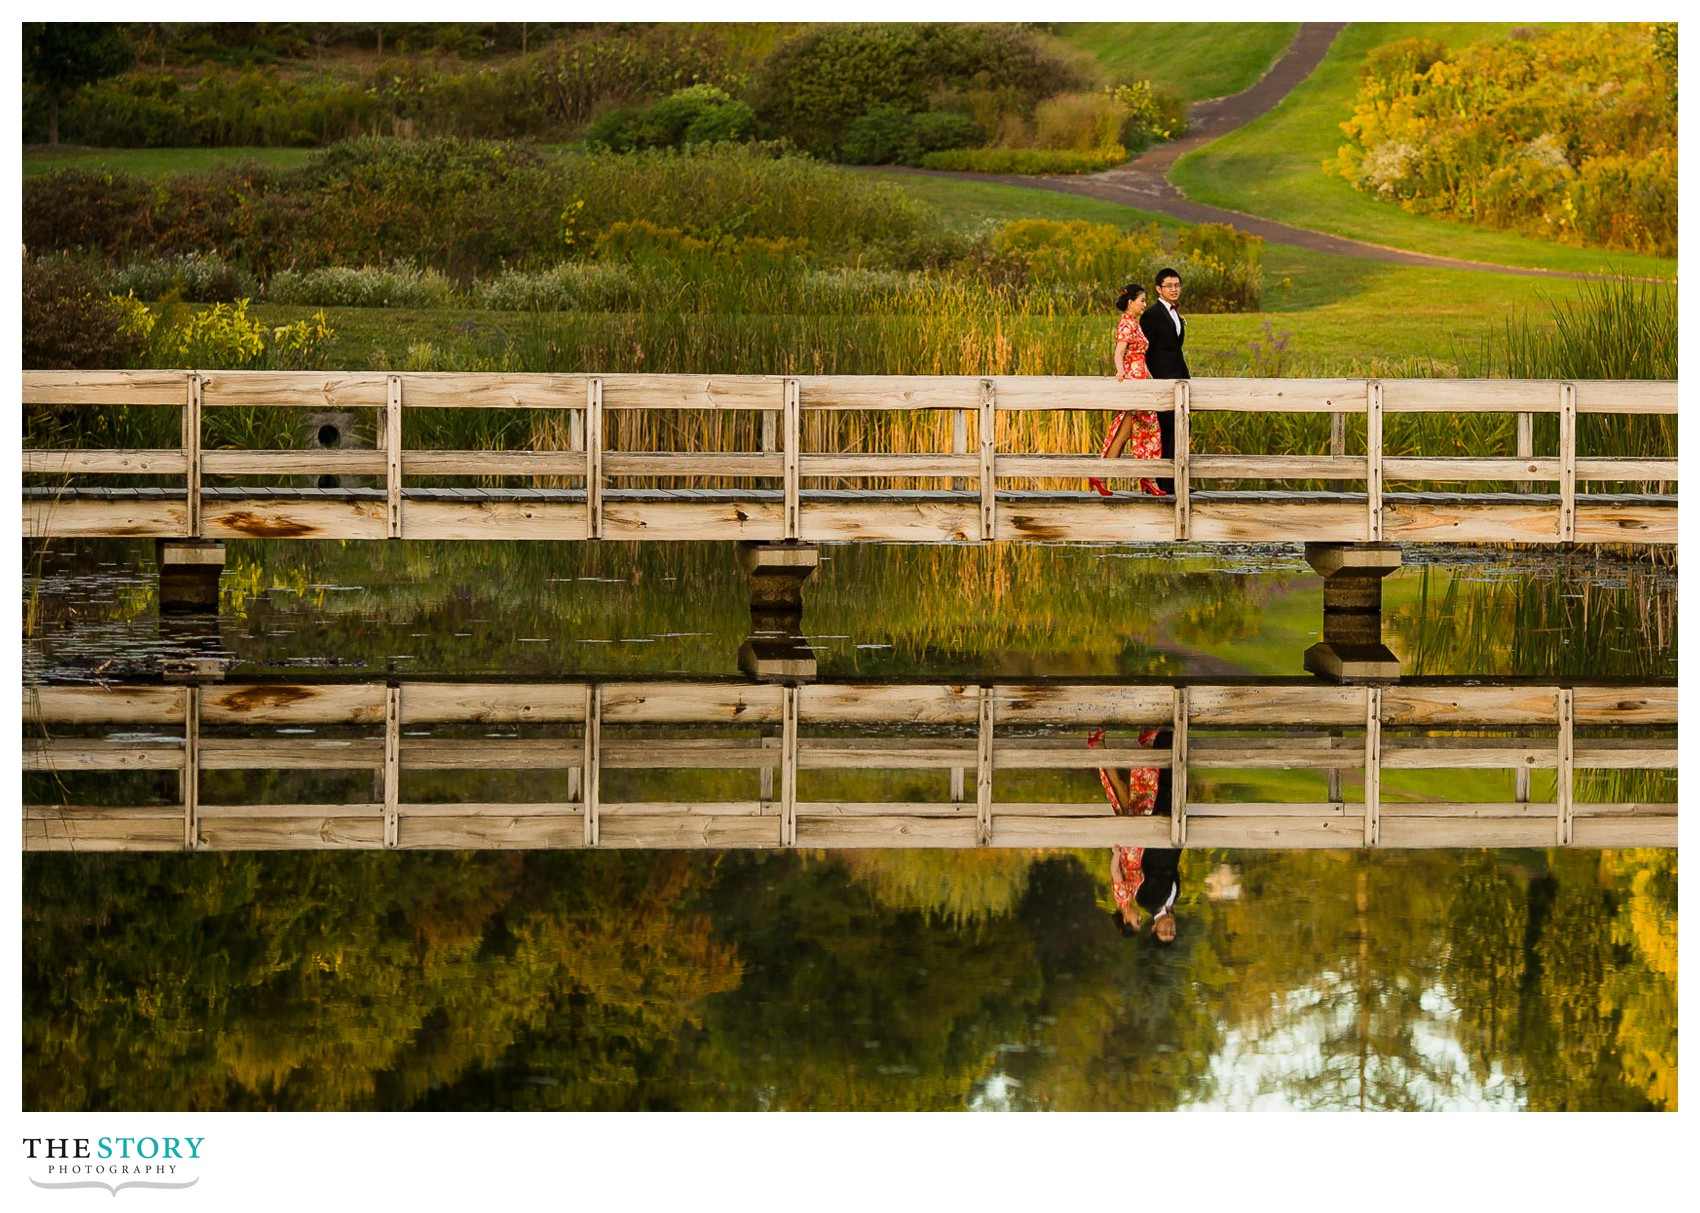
[1104, 728, 1182, 945]
[1138, 267, 1189, 493]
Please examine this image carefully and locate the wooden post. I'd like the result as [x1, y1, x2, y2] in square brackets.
[569, 404, 585, 453]
[1514, 765, 1530, 808]
[761, 733, 776, 803]
[383, 685, 401, 847]
[1331, 409, 1346, 460]
[1516, 410, 1533, 494]
[950, 767, 966, 803]
[1170, 687, 1189, 847]
[1557, 688, 1574, 845]
[385, 375, 402, 539]
[1328, 763, 1343, 806]
[585, 378, 604, 540]
[1366, 381, 1383, 542]
[1363, 688, 1381, 847]
[976, 687, 994, 844]
[952, 407, 968, 492]
[1559, 382, 1576, 542]
[1173, 381, 1191, 541]
[781, 685, 799, 846]
[184, 373, 203, 538]
[979, 380, 997, 541]
[182, 686, 200, 849]
[583, 684, 601, 847]
[783, 378, 801, 541]
[762, 409, 778, 456]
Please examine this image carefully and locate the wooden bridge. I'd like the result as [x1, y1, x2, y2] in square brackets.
[24, 678, 1676, 852]
[23, 372, 1676, 545]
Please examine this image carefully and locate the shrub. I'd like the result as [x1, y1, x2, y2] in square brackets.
[918, 147, 1127, 175]
[910, 111, 983, 155]
[752, 23, 1080, 158]
[474, 263, 644, 312]
[842, 108, 921, 166]
[1111, 81, 1189, 153]
[157, 298, 267, 367]
[22, 257, 144, 369]
[987, 218, 1261, 311]
[265, 261, 459, 308]
[583, 85, 754, 152]
[21, 168, 155, 259]
[1032, 91, 1124, 152]
[1330, 25, 1676, 255]
[107, 252, 256, 302]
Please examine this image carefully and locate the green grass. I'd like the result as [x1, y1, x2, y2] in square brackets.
[1168, 23, 1678, 279]
[870, 170, 1191, 237]
[22, 145, 317, 178]
[1049, 23, 1300, 99]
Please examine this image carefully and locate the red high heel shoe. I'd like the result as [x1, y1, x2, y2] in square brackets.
[1139, 478, 1169, 497]
[1089, 478, 1114, 497]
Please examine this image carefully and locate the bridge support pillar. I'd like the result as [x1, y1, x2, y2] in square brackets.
[156, 539, 225, 615]
[737, 541, 820, 613]
[1303, 542, 1401, 682]
[739, 613, 817, 684]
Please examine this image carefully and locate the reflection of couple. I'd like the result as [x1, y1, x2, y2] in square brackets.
[1090, 268, 1189, 499]
[1089, 726, 1181, 944]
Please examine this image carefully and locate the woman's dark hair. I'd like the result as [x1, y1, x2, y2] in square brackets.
[1115, 283, 1145, 311]
[1110, 908, 1138, 937]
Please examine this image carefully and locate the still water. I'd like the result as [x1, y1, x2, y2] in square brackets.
[22, 540, 1677, 1111]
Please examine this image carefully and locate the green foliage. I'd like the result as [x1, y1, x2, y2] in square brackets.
[1330, 26, 1677, 256]
[751, 23, 1080, 157]
[583, 84, 754, 152]
[23, 22, 134, 144]
[1110, 80, 1189, 152]
[266, 261, 459, 309]
[989, 218, 1262, 312]
[21, 256, 144, 369]
[919, 146, 1127, 175]
[107, 251, 257, 302]
[1485, 277, 1676, 381]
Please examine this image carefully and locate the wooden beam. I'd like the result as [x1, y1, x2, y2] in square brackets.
[980, 379, 997, 541]
[1516, 409, 1533, 493]
[583, 685, 601, 847]
[1364, 687, 1381, 847]
[1174, 380, 1191, 540]
[385, 376, 402, 539]
[1366, 380, 1383, 541]
[977, 687, 994, 845]
[384, 686, 401, 847]
[1558, 686, 1575, 846]
[585, 377, 604, 539]
[1171, 687, 1189, 847]
[783, 378, 801, 540]
[24, 370, 192, 405]
[952, 407, 968, 492]
[781, 685, 799, 847]
[185, 373, 203, 537]
[183, 687, 200, 849]
[1559, 382, 1577, 541]
[23, 450, 189, 475]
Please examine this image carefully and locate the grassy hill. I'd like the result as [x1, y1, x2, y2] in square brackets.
[1168, 22, 1677, 278]
[1049, 23, 1298, 99]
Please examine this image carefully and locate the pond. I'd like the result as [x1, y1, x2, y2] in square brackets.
[21, 539, 1677, 1110]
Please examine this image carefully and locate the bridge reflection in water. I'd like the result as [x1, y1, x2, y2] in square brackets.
[24, 678, 1675, 852]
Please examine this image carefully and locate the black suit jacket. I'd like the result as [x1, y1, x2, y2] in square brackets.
[1139, 302, 1190, 379]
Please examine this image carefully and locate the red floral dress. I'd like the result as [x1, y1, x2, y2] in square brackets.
[1101, 727, 1163, 914]
[1101, 314, 1162, 461]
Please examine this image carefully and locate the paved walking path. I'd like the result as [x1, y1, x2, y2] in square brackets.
[884, 23, 1608, 281]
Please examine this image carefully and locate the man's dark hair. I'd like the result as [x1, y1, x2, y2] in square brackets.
[1155, 267, 1181, 287]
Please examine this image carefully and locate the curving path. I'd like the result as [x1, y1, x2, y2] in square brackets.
[884, 23, 1607, 281]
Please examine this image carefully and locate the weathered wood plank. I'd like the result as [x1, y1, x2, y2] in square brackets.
[395, 816, 587, 848]
[800, 376, 983, 411]
[1190, 500, 1369, 543]
[1572, 380, 1677, 415]
[401, 500, 588, 541]
[1572, 741, 1678, 769]
[26, 686, 186, 725]
[1573, 505, 1676, 544]
[197, 802, 384, 818]
[600, 800, 767, 817]
[998, 456, 1175, 479]
[603, 682, 784, 724]
[202, 449, 386, 476]
[201, 683, 385, 725]
[799, 454, 978, 478]
[992, 684, 1173, 725]
[795, 816, 980, 847]
[401, 683, 591, 724]
[800, 683, 979, 725]
[1572, 686, 1677, 725]
[401, 739, 586, 770]
[25, 740, 182, 771]
[997, 500, 1175, 542]
[1189, 455, 1365, 480]
[1190, 685, 1366, 726]
[1570, 817, 1678, 847]
[601, 501, 785, 541]
[1575, 458, 1679, 481]
[1378, 818, 1559, 847]
[795, 801, 974, 817]
[197, 818, 387, 849]
[1381, 686, 1559, 726]
[407, 451, 587, 477]
[1380, 742, 1556, 770]
[991, 816, 1173, 847]
[23, 370, 190, 405]
[1188, 378, 1368, 413]
[1187, 801, 1346, 817]
[990, 376, 1173, 411]
[203, 499, 388, 540]
[1382, 457, 1561, 482]
[1378, 802, 1557, 818]
[199, 371, 389, 408]
[199, 740, 384, 770]
[798, 503, 979, 543]
[1382, 501, 1560, 543]
[1185, 816, 1366, 848]
[399, 373, 589, 409]
[1571, 801, 1678, 817]
[600, 374, 781, 411]
[598, 815, 783, 848]
[25, 498, 187, 539]
[1381, 380, 1563, 413]
[24, 818, 190, 850]
[604, 453, 777, 478]
[23, 449, 189, 475]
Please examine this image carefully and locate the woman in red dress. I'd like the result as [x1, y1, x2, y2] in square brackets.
[1089, 283, 1167, 498]
[1089, 726, 1174, 939]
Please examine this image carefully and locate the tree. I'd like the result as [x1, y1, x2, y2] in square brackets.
[23, 23, 134, 146]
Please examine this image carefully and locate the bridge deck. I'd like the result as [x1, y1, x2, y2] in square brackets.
[24, 678, 1676, 852]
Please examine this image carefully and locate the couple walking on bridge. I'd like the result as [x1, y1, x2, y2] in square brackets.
[1091, 726, 1182, 945]
[1091, 268, 1188, 499]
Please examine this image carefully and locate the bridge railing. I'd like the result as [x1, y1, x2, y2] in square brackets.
[24, 678, 1676, 852]
[23, 372, 1677, 544]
